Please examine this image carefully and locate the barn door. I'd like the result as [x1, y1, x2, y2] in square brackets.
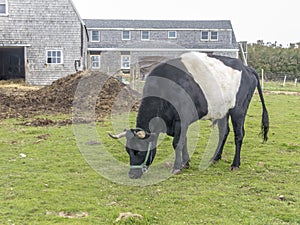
[0, 47, 25, 80]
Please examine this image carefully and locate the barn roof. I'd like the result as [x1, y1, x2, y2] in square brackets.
[83, 19, 234, 30]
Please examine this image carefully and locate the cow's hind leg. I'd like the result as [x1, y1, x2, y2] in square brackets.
[212, 114, 230, 163]
[230, 111, 246, 170]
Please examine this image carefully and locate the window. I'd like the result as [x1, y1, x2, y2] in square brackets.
[201, 31, 218, 41]
[141, 31, 150, 40]
[168, 31, 177, 39]
[201, 31, 209, 41]
[46, 50, 63, 64]
[0, 0, 7, 14]
[211, 31, 218, 41]
[90, 55, 100, 69]
[121, 55, 130, 69]
[122, 31, 131, 40]
[91, 30, 100, 42]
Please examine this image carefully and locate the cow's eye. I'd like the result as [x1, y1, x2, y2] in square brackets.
[132, 150, 139, 156]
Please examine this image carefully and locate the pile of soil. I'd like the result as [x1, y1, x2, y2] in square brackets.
[0, 71, 141, 122]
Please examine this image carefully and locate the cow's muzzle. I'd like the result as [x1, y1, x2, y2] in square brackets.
[128, 167, 148, 179]
[129, 168, 143, 179]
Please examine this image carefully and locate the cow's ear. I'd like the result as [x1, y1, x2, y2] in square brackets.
[125, 129, 135, 139]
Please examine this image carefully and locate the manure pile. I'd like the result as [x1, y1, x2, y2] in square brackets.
[0, 71, 141, 122]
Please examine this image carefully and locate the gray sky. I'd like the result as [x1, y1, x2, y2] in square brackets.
[72, 0, 299, 46]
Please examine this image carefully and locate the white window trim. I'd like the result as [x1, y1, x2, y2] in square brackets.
[121, 55, 131, 69]
[210, 31, 218, 41]
[168, 31, 177, 39]
[122, 31, 131, 40]
[201, 31, 219, 41]
[200, 31, 209, 41]
[0, 0, 8, 16]
[46, 50, 63, 64]
[90, 55, 101, 69]
[91, 30, 100, 42]
[141, 31, 150, 41]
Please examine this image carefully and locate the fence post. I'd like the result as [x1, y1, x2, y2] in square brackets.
[261, 69, 264, 90]
[295, 78, 298, 87]
[283, 75, 287, 87]
[130, 65, 134, 89]
[136, 65, 141, 92]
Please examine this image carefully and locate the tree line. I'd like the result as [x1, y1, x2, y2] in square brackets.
[246, 41, 300, 81]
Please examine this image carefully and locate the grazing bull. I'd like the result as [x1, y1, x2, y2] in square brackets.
[109, 52, 269, 179]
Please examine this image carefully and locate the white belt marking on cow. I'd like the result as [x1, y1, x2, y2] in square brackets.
[181, 52, 242, 120]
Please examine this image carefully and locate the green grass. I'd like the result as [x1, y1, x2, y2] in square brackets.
[262, 81, 300, 92]
[1, 94, 300, 224]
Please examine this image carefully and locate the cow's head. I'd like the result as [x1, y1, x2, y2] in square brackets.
[109, 128, 157, 179]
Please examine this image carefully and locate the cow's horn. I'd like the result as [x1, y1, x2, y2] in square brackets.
[136, 130, 146, 139]
[108, 131, 127, 139]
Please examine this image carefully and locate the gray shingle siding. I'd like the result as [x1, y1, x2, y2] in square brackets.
[0, 0, 88, 85]
[84, 19, 239, 74]
[85, 19, 238, 50]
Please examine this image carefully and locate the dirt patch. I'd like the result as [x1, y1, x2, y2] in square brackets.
[264, 90, 300, 96]
[0, 71, 141, 123]
[19, 118, 72, 127]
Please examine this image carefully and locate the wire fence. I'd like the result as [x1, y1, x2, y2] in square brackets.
[125, 66, 300, 93]
[259, 72, 300, 92]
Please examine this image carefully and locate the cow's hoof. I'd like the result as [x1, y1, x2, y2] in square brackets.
[182, 162, 190, 169]
[230, 166, 239, 171]
[212, 159, 219, 164]
[171, 169, 182, 175]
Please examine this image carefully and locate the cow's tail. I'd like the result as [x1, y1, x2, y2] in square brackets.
[252, 68, 269, 142]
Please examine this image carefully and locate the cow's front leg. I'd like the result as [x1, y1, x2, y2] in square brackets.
[172, 136, 183, 174]
[172, 146, 182, 175]
[171, 122, 187, 174]
[182, 136, 190, 169]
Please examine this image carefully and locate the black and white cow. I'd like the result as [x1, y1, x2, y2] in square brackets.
[109, 52, 269, 179]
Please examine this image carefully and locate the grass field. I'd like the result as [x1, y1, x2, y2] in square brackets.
[1, 93, 300, 224]
[262, 81, 300, 92]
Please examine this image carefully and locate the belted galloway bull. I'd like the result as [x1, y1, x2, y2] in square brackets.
[109, 52, 269, 179]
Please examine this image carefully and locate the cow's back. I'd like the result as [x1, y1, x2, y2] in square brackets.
[180, 52, 242, 120]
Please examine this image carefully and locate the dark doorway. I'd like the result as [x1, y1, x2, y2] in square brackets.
[0, 47, 25, 80]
